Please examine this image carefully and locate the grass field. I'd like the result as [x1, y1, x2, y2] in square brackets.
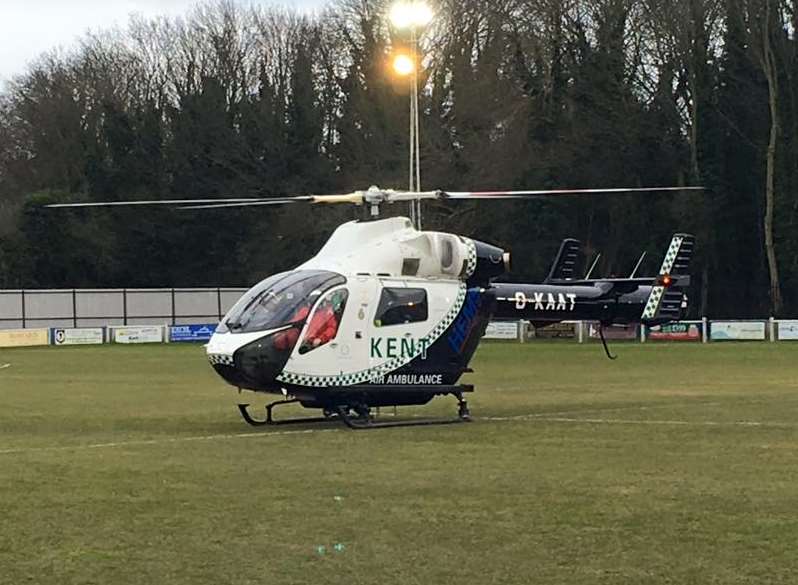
[1, 341, 797, 584]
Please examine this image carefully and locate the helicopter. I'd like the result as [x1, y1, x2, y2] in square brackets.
[48, 185, 697, 429]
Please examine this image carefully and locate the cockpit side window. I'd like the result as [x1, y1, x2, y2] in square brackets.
[374, 288, 428, 327]
[298, 288, 349, 354]
[219, 271, 346, 334]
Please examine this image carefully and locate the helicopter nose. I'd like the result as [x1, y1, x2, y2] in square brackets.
[207, 351, 245, 387]
[207, 331, 252, 388]
[206, 328, 299, 392]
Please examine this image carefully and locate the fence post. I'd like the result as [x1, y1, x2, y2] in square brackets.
[577, 321, 584, 344]
[72, 289, 77, 328]
[640, 324, 646, 344]
[702, 317, 708, 343]
[769, 317, 776, 343]
[21, 289, 26, 329]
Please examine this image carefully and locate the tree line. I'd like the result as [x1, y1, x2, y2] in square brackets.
[0, 0, 796, 318]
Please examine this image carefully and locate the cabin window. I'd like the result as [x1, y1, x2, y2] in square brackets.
[374, 288, 428, 327]
[298, 288, 349, 354]
[220, 270, 345, 334]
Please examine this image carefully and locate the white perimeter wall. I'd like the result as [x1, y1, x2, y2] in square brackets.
[0, 289, 248, 330]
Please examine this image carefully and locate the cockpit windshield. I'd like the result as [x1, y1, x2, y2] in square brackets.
[218, 270, 346, 334]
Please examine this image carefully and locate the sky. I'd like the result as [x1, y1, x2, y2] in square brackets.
[0, 0, 324, 84]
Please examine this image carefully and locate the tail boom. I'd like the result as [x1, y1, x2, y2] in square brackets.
[492, 282, 656, 326]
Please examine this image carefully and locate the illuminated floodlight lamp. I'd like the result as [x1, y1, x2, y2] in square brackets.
[389, 1, 433, 29]
[393, 53, 416, 76]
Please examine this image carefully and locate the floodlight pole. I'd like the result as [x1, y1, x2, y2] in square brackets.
[407, 25, 423, 229]
[412, 25, 423, 230]
[392, 2, 430, 230]
[408, 27, 417, 226]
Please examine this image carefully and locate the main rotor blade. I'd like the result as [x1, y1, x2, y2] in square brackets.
[181, 197, 315, 210]
[441, 186, 704, 199]
[45, 198, 266, 208]
[181, 193, 363, 210]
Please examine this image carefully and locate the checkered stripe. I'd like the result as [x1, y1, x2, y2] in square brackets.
[277, 284, 468, 388]
[641, 286, 665, 320]
[464, 238, 477, 278]
[644, 236, 684, 320]
[658, 236, 684, 275]
[208, 354, 234, 367]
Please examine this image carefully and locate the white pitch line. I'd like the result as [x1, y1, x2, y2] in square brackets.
[0, 363, 10, 370]
[487, 415, 797, 429]
[0, 427, 339, 456]
[481, 401, 725, 422]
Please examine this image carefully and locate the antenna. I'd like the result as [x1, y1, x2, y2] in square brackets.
[629, 251, 647, 278]
[584, 253, 601, 279]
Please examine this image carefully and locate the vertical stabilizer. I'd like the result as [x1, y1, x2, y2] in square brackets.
[641, 234, 695, 321]
[545, 239, 581, 282]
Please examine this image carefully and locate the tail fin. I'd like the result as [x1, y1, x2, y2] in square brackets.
[545, 239, 581, 282]
[641, 234, 695, 321]
[659, 233, 695, 276]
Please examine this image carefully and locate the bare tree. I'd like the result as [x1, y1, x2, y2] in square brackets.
[743, 0, 785, 315]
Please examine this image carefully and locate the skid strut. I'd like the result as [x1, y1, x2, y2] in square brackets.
[336, 391, 472, 430]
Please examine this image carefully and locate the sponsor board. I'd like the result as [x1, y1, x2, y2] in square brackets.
[778, 320, 798, 341]
[588, 323, 638, 340]
[0, 328, 49, 348]
[647, 322, 701, 342]
[53, 328, 104, 346]
[170, 324, 217, 343]
[710, 321, 766, 341]
[113, 326, 164, 344]
[535, 322, 577, 339]
[484, 322, 518, 340]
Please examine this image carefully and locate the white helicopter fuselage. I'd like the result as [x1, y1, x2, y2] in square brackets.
[206, 217, 483, 396]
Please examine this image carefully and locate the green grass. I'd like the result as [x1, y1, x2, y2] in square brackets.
[1, 341, 797, 584]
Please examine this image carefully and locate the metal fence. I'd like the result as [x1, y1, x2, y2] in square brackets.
[0, 288, 248, 330]
[2, 288, 796, 343]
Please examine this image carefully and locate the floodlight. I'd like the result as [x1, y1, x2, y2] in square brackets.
[390, 1, 433, 29]
[393, 54, 415, 76]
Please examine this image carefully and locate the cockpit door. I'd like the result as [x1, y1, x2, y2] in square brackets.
[286, 275, 378, 375]
[337, 275, 379, 371]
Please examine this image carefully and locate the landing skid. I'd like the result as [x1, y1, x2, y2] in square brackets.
[236, 386, 473, 429]
[237, 399, 336, 427]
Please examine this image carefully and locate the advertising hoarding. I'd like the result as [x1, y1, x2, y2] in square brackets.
[710, 321, 766, 341]
[170, 324, 217, 343]
[53, 328, 104, 346]
[647, 322, 701, 341]
[588, 323, 638, 340]
[778, 320, 798, 341]
[112, 326, 164, 344]
[0, 328, 49, 348]
[535, 322, 577, 339]
[483, 322, 518, 340]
